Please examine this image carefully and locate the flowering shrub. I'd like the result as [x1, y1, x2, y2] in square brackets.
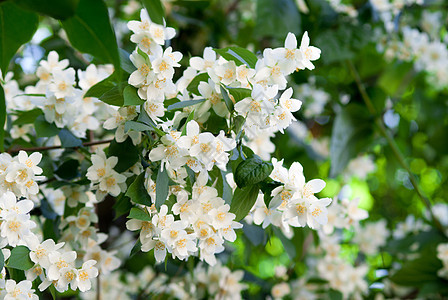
[0, 0, 447, 299]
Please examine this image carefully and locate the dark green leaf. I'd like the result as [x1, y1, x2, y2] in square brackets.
[167, 99, 206, 111]
[7, 246, 33, 270]
[84, 73, 116, 98]
[140, 0, 165, 25]
[220, 85, 233, 113]
[99, 83, 125, 106]
[254, 0, 300, 39]
[243, 222, 265, 246]
[234, 156, 273, 188]
[34, 115, 59, 138]
[14, 0, 79, 20]
[273, 227, 297, 259]
[108, 138, 139, 172]
[128, 207, 152, 221]
[12, 108, 42, 126]
[55, 159, 80, 180]
[181, 111, 195, 136]
[330, 104, 374, 177]
[58, 128, 82, 147]
[124, 121, 152, 133]
[227, 87, 251, 102]
[390, 245, 443, 287]
[0, 85, 5, 152]
[230, 185, 260, 221]
[61, 0, 120, 69]
[0, 2, 39, 73]
[113, 194, 132, 219]
[125, 172, 152, 206]
[214, 47, 258, 69]
[186, 73, 209, 95]
[119, 48, 136, 74]
[0, 248, 4, 271]
[123, 85, 145, 106]
[130, 240, 142, 258]
[155, 166, 169, 210]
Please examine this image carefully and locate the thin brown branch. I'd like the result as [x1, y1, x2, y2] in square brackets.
[6, 139, 114, 154]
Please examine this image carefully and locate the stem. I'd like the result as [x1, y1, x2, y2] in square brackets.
[346, 60, 444, 234]
[6, 139, 113, 154]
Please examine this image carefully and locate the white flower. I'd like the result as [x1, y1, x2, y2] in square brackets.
[49, 68, 76, 98]
[76, 260, 99, 292]
[4, 280, 38, 300]
[299, 31, 321, 70]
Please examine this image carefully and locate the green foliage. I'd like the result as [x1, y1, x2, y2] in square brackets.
[126, 172, 152, 206]
[34, 115, 59, 137]
[234, 156, 273, 189]
[13, 0, 79, 20]
[7, 246, 34, 270]
[155, 166, 169, 210]
[230, 185, 260, 221]
[61, 0, 120, 69]
[108, 138, 140, 172]
[254, 0, 300, 39]
[167, 99, 206, 111]
[330, 104, 374, 177]
[123, 85, 145, 106]
[128, 207, 152, 221]
[0, 2, 39, 74]
[140, 0, 165, 25]
[0, 85, 5, 152]
[214, 47, 258, 69]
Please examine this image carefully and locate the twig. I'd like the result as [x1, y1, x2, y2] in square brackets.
[346, 60, 445, 234]
[6, 139, 114, 154]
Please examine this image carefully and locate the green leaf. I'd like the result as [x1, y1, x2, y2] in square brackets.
[14, 0, 79, 20]
[108, 138, 140, 172]
[58, 128, 82, 147]
[61, 0, 120, 70]
[125, 172, 152, 206]
[124, 121, 152, 133]
[273, 227, 296, 259]
[230, 185, 260, 221]
[214, 47, 258, 69]
[34, 115, 59, 138]
[113, 194, 132, 220]
[220, 85, 233, 113]
[140, 0, 165, 25]
[128, 207, 152, 221]
[155, 166, 169, 210]
[0, 248, 4, 271]
[329, 104, 374, 177]
[99, 83, 126, 106]
[84, 73, 116, 98]
[167, 99, 206, 111]
[0, 85, 5, 152]
[130, 240, 142, 258]
[138, 106, 166, 136]
[181, 110, 195, 136]
[7, 246, 33, 270]
[254, 0, 300, 39]
[186, 73, 209, 95]
[0, 2, 39, 74]
[55, 159, 80, 180]
[227, 87, 251, 102]
[378, 62, 413, 96]
[234, 156, 273, 189]
[390, 245, 443, 287]
[119, 48, 136, 74]
[123, 85, 145, 106]
[12, 108, 42, 126]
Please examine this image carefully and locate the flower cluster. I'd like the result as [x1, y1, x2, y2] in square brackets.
[437, 243, 448, 278]
[128, 172, 242, 265]
[0, 151, 43, 200]
[250, 158, 331, 237]
[86, 149, 128, 200]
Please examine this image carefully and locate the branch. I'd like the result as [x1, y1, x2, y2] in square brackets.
[346, 60, 445, 234]
[6, 139, 114, 154]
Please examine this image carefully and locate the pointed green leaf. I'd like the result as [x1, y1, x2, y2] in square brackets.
[61, 0, 120, 70]
[230, 185, 260, 221]
[126, 172, 152, 206]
